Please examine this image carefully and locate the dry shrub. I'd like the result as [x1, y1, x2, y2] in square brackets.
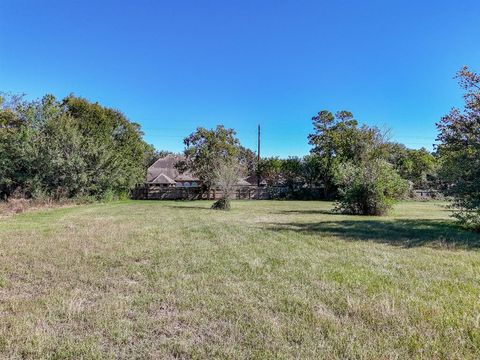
[1, 198, 30, 215]
[211, 198, 231, 211]
[211, 160, 244, 211]
[0, 196, 83, 218]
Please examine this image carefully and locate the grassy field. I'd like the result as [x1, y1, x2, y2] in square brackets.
[0, 200, 479, 359]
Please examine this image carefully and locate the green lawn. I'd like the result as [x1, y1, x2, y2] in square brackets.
[0, 200, 479, 359]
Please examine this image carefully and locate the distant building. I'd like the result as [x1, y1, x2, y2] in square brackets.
[146, 155, 201, 188]
[146, 155, 255, 188]
[245, 174, 267, 187]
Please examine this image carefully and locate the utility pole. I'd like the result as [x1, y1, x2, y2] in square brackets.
[257, 124, 261, 187]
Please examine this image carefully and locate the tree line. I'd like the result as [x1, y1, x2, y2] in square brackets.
[0, 94, 156, 201]
[178, 112, 434, 214]
[256, 117, 437, 198]
[1, 66, 478, 230]
[177, 67, 479, 229]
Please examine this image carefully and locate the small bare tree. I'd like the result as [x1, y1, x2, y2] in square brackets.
[211, 160, 244, 210]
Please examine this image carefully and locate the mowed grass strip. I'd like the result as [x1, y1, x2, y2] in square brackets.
[0, 200, 479, 359]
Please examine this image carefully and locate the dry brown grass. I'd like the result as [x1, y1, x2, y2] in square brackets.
[0, 197, 92, 218]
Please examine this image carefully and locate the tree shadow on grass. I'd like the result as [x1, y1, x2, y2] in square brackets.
[275, 209, 339, 215]
[166, 204, 212, 211]
[266, 219, 480, 250]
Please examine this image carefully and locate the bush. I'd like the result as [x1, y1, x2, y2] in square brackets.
[99, 189, 116, 202]
[334, 160, 408, 216]
[211, 198, 231, 210]
[450, 209, 480, 232]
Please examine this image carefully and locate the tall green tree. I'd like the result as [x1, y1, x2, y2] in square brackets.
[179, 125, 240, 194]
[301, 154, 323, 189]
[281, 157, 303, 190]
[0, 94, 39, 199]
[436, 66, 480, 231]
[237, 146, 257, 176]
[387, 143, 437, 188]
[257, 157, 283, 186]
[61, 96, 148, 197]
[308, 109, 407, 214]
[308, 110, 387, 198]
[0, 93, 153, 200]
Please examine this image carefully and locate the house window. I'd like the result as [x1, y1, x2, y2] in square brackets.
[191, 182, 198, 187]
[183, 182, 190, 187]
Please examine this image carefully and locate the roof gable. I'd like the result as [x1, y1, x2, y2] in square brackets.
[150, 173, 176, 184]
[146, 155, 200, 182]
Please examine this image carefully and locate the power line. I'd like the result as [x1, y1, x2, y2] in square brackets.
[141, 128, 437, 140]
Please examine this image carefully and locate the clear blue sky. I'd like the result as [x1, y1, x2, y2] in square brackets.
[1, 0, 479, 157]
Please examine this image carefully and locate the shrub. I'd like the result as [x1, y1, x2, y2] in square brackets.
[99, 189, 116, 202]
[211, 160, 244, 211]
[334, 160, 408, 216]
[450, 208, 480, 232]
[211, 198, 231, 211]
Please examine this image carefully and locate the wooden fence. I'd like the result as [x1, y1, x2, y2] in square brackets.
[412, 189, 443, 199]
[132, 185, 442, 201]
[130, 185, 275, 200]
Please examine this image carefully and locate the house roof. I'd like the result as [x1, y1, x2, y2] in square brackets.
[146, 155, 200, 183]
[175, 173, 198, 182]
[237, 178, 253, 186]
[150, 173, 176, 185]
[147, 155, 260, 186]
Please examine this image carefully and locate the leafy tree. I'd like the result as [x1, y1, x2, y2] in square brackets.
[309, 117, 411, 215]
[257, 157, 283, 186]
[0, 94, 38, 199]
[307, 110, 340, 198]
[387, 143, 437, 188]
[301, 154, 323, 189]
[237, 146, 257, 177]
[436, 66, 480, 231]
[61, 96, 148, 197]
[0, 93, 153, 201]
[281, 157, 303, 190]
[260, 155, 323, 190]
[308, 110, 388, 198]
[179, 126, 240, 195]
